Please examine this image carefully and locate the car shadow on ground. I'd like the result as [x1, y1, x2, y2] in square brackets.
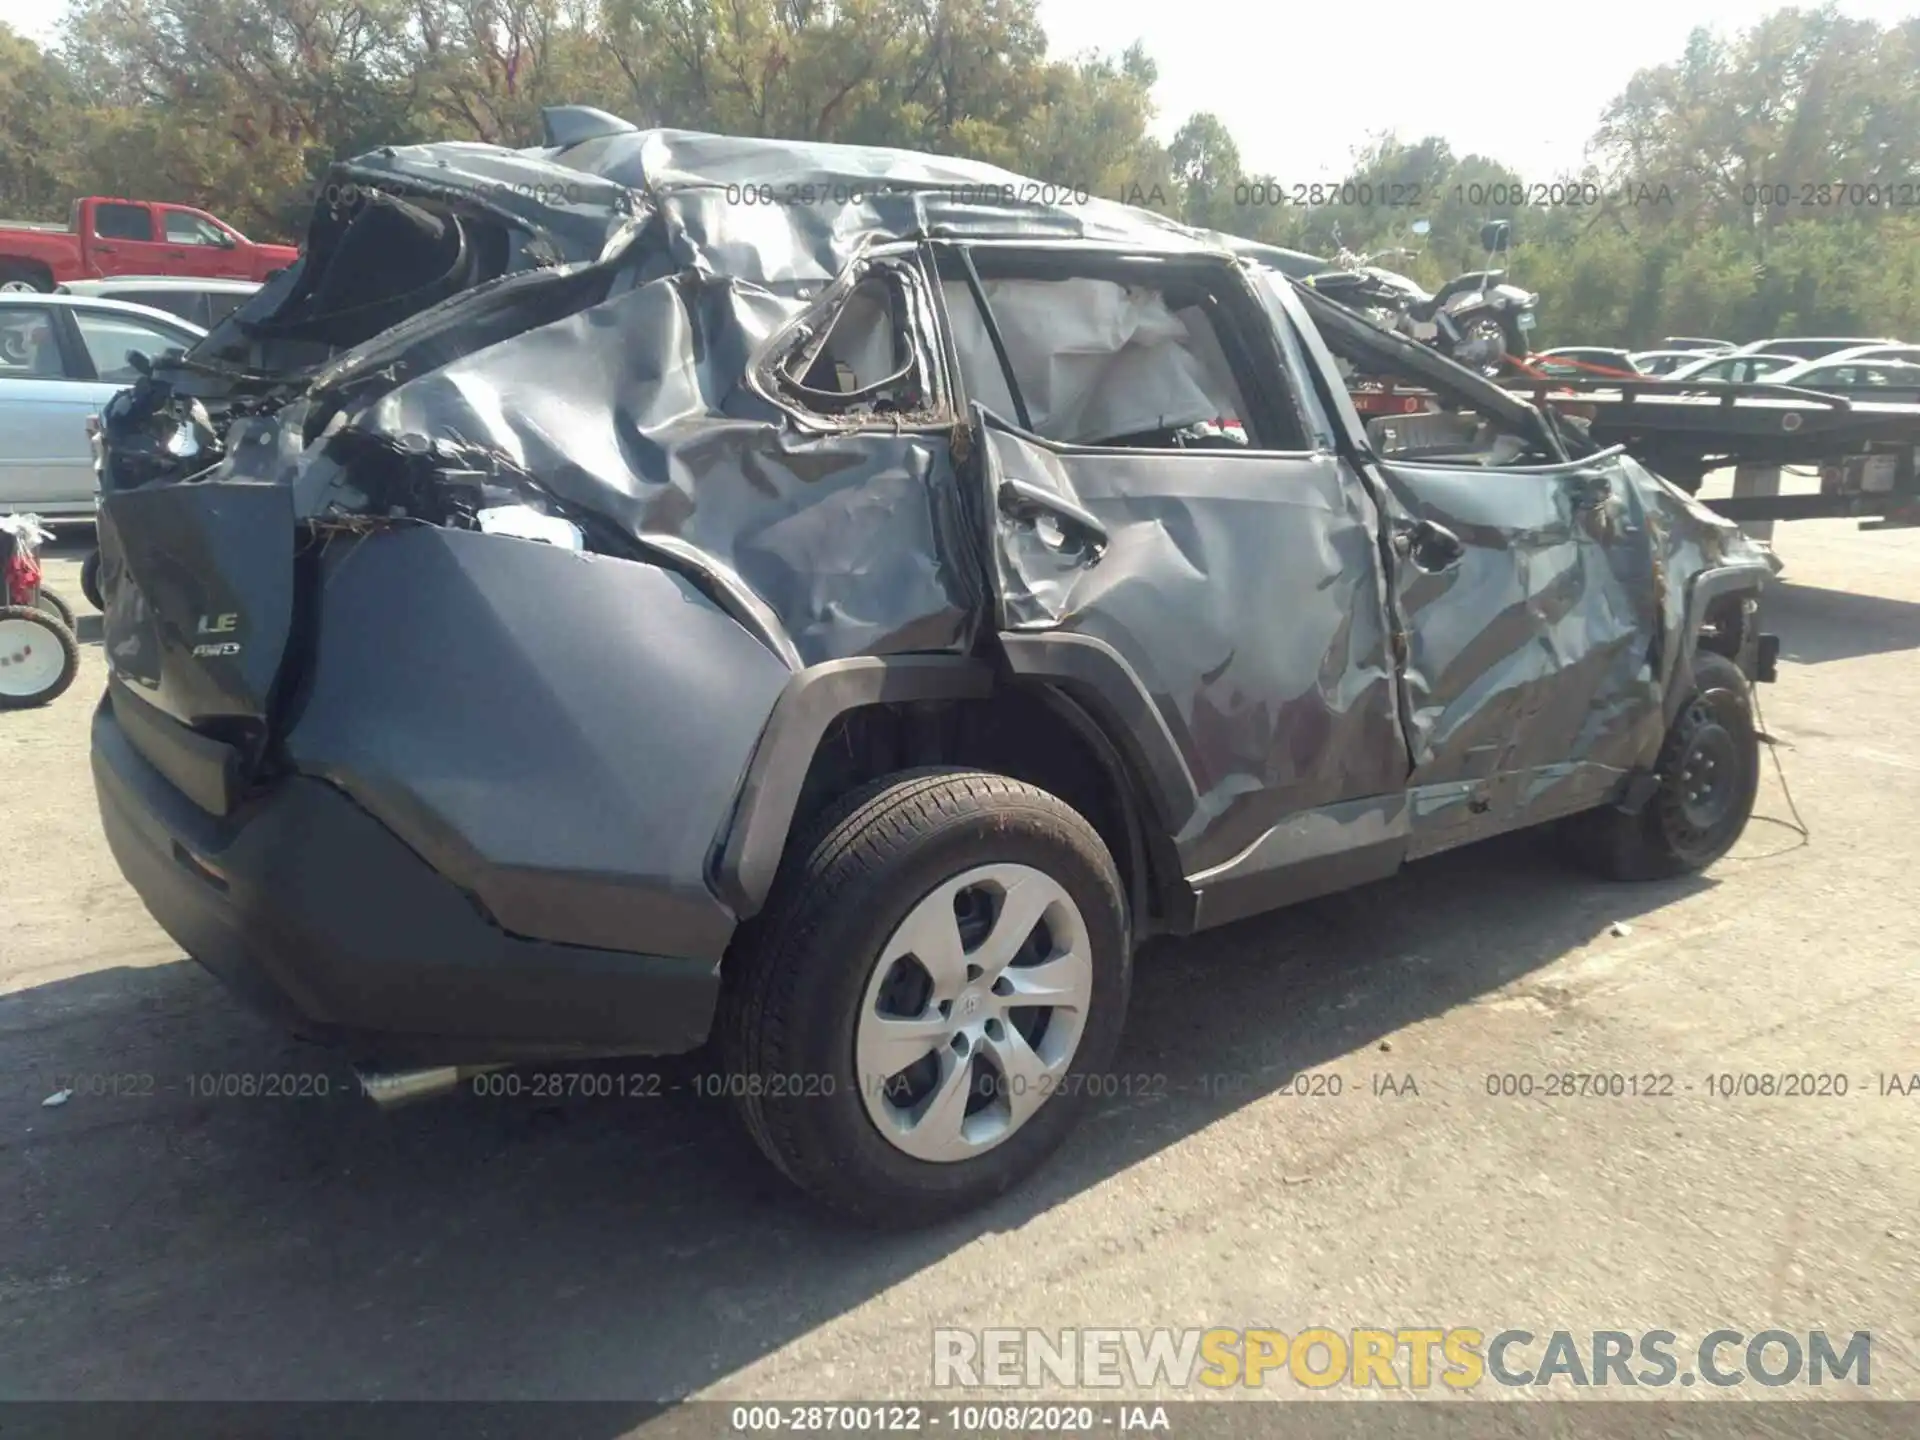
[1768, 581, 1920, 664]
[0, 830, 1706, 1413]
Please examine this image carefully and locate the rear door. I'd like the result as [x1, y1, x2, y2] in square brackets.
[85, 201, 165, 277]
[936, 242, 1412, 926]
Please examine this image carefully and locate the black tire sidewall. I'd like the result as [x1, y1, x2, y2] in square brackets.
[81, 550, 104, 612]
[1648, 652, 1760, 869]
[734, 773, 1130, 1220]
[34, 588, 75, 632]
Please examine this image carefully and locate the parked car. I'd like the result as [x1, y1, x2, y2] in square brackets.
[0, 198, 297, 293]
[58, 276, 261, 331]
[1661, 337, 1735, 353]
[92, 113, 1777, 1225]
[1666, 351, 1800, 385]
[1767, 356, 1920, 402]
[1808, 343, 1920, 367]
[1731, 336, 1896, 361]
[1629, 349, 1706, 376]
[1, 294, 204, 518]
[1529, 346, 1641, 377]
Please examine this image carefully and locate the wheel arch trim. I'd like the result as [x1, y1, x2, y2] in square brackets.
[713, 654, 994, 919]
[1668, 563, 1770, 725]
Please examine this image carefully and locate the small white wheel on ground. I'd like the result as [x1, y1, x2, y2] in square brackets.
[0, 606, 80, 709]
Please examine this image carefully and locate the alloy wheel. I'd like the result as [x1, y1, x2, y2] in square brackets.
[855, 863, 1093, 1163]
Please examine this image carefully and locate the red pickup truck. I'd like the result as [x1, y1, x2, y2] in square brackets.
[0, 197, 298, 292]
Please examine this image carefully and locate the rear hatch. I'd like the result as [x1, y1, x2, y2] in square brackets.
[99, 480, 296, 814]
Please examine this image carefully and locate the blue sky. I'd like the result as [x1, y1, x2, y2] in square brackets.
[6, 0, 1916, 183]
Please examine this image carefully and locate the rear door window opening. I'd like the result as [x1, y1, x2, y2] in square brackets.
[934, 248, 1311, 454]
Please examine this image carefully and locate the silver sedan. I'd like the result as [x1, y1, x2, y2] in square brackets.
[1, 294, 205, 519]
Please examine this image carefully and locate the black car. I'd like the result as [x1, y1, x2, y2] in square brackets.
[90, 108, 1777, 1225]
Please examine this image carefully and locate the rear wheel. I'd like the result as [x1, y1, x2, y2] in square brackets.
[1563, 651, 1760, 879]
[0, 605, 80, 709]
[0, 263, 52, 294]
[721, 767, 1130, 1226]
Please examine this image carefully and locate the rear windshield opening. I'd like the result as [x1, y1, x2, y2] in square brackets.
[202, 191, 514, 372]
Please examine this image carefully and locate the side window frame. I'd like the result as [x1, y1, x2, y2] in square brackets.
[0, 303, 85, 382]
[1286, 274, 1575, 472]
[162, 208, 229, 247]
[746, 248, 955, 433]
[926, 240, 1318, 457]
[91, 202, 154, 243]
[68, 306, 197, 384]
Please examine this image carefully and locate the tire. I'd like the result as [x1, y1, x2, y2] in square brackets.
[720, 767, 1131, 1227]
[0, 605, 81, 709]
[33, 586, 76, 632]
[0, 262, 53, 294]
[80, 549, 104, 611]
[1563, 651, 1760, 880]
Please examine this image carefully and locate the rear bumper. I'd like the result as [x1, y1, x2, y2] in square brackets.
[92, 694, 723, 1066]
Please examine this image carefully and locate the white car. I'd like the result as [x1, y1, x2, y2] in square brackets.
[1808, 343, 1920, 367]
[1666, 351, 1801, 384]
[1767, 355, 1920, 402]
[1629, 349, 1708, 376]
[1, 294, 205, 519]
[1731, 335, 1895, 361]
[57, 275, 260, 331]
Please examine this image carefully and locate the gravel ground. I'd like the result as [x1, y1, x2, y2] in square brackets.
[0, 516, 1915, 1411]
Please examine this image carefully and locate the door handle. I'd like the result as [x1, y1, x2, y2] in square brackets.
[1392, 517, 1465, 572]
[1566, 470, 1613, 508]
[997, 478, 1109, 549]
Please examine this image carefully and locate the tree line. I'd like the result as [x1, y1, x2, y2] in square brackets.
[3, 1, 1916, 346]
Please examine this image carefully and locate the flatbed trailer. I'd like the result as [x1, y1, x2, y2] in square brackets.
[1351, 372, 1920, 528]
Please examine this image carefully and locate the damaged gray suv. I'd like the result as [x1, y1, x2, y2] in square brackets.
[91, 107, 1776, 1224]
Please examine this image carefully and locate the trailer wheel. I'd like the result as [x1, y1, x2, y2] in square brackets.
[0, 605, 80, 709]
[720, 767, 1130, 1227]
[1563, 651, 1759, 880]
[32, 586, 76, 632]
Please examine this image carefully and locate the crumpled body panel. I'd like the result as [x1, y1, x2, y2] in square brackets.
[344, 274, 976, 665]
[1376, 450, 1768, 854]
[979, 423, 1409, 876]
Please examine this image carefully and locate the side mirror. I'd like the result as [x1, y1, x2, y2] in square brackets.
[1480, 220, 1512, 253]
[219, 231, 237, 248]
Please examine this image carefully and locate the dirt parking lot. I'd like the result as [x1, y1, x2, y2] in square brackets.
[1, 514, 1916, 1408]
